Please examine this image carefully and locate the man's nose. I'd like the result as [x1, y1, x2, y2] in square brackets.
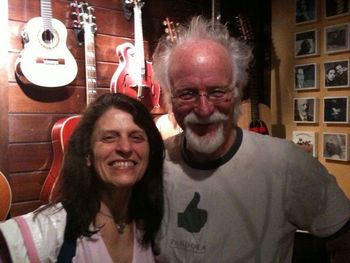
[193, 95, 215, 118]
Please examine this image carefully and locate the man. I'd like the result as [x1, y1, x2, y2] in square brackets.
[334, 63, 348, 86]
[153, 16, 350, 262]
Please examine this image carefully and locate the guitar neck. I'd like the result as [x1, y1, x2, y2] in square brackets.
[133, 2, 145, 98]
[84, 28, 97, 105]
[41, 0, 53, 31]
[249, 70, 260, 121]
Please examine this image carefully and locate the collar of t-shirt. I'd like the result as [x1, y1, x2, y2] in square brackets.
[181, 127, 242, 170]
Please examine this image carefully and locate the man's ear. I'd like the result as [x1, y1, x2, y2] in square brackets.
[86, 155, 91, 167]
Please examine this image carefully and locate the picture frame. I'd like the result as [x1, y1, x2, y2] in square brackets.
[323, 96, 349, 123]
[324, 23, 350, 54]
[293, 131, 318, 157]
[295, 0, 317, 24]
[295, 29, 318, 58]
[325, 0, 350, 19]
[294, 63, 317, 90]
[323, 60, 349, 88]
[322, 132, 349, 161]
[293, 97, 318, 123]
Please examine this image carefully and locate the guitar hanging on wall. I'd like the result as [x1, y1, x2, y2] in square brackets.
[40, 1, 98, 202]
[110, 0, 160, 112]
[235, 14, 271, 135]
[0, 172, 12, 221]
[15, 0, 78, 88]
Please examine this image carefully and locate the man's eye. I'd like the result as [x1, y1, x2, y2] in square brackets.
[178, 90, 197, 100]
[208, 89, 226, 98]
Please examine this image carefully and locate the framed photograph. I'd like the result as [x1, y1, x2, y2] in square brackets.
[293, 131, 318, 157]
[322, 132, 349, 161]
[323, 96, 349, 123]
[324, 23, 350, 54]
[295, 0, 317, 24]
[293, 97, 318, 123]
[294, 63, 317, 90]
[323, 60, 349, 88]
[325, 0, 350, 18]
[295, 29, 318, 58]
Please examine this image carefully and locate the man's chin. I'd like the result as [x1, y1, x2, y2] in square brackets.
[185, 127, 223, 154]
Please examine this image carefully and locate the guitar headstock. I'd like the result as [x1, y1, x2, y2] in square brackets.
[235, 14, 254, 43]
[71, 1, 97, 36]
[163, 17, 179, 43]
[125, 0, 145, 8]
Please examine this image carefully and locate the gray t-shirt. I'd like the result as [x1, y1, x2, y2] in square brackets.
[157, 128, 350, 263]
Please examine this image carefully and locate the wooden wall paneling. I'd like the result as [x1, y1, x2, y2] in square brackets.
[9, 171, 47, 202]
[8, 142, 52, 172]
[9, 114, 74, 142]
[0, 0, 9, 175]
[10, 200, 43, 217]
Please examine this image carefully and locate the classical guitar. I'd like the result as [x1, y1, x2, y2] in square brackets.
[110, 0, 160, 112]
[0, 172, 12, 221]
[235, 14, 270, 135]
[15, 0, 78, 88]
[40, 1, 98, 202]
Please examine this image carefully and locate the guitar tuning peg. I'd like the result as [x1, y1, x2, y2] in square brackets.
[73, 20, 80, 28]
[70, 2, 77, 8]
[70, 12, 78, 20]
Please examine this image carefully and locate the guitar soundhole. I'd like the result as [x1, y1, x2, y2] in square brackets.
[42, 29, 54, 44]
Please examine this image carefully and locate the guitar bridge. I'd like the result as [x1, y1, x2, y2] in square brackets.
[36, 58, 65, 65]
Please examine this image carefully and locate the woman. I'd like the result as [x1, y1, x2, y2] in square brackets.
[0, 93, 164, 262]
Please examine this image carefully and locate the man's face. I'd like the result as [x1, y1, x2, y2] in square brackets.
[168, 39, 236, 157]
[335, 65, 344, 75]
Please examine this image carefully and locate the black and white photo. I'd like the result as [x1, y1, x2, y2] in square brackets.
[294, 63, 317, 90]
[293, 97, 317, 123]
[324, 23, 350, 54]
[323, 96, 349, 123]
[295, 0, 317, 24]
[323, 133, 349, 161]
[324, 60, 349, 88]
[295, 29, 318, 57]
[325, 0, 350, 18]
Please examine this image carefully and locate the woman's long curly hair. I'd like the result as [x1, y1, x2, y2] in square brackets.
[49, 93, 164, 248]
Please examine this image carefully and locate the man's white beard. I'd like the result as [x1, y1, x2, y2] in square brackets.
[184, 111, 228, 154]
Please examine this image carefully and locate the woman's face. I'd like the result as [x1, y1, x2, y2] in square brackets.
[90, 108, 150, 188]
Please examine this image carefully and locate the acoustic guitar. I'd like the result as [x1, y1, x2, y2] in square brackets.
[235, 14, 271, 135]
[110, 0, 161, 112]
[0, 172, 12, 221]
[15, 0, 78, 88]
[40, 1, 98, 202]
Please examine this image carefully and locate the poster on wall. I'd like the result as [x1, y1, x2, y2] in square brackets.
[295, 0, 317, 24]
[324, 23, 350, 54]
[294, 63, 317, 90]
[293, 131, 318, 157]
[323, 96, 349, 123]
[323, 132, 350, 161]
[295, 29, 318, 57]
[293, 97, 318, 123]
[323, 60, 349, 88]
[325, 0, 350, 18]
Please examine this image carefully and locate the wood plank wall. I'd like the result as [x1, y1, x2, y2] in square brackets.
[2, 0, 211, 216]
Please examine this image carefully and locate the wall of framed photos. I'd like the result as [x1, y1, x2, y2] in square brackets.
[271, 0, 350, 196]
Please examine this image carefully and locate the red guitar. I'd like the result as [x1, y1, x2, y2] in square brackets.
[0, 172, 12, 221]
[235, 14, 270, 135]
[40, 1, 97, 202]
[110, 0, 160, 112]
